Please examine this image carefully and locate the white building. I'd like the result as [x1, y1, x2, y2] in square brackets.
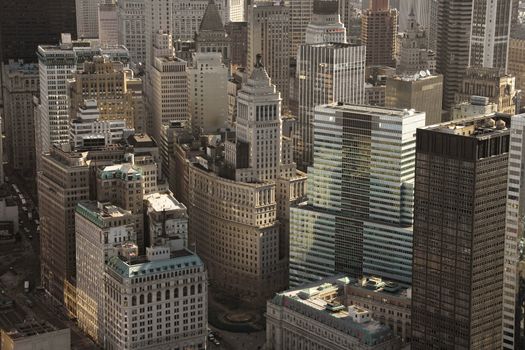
[98, 2, 119, 46]
[150, 31, 189, 144]
[188, 52, 228, 134]
[305, 0, 347, 45]
[502, 114, 523, 349]
[266, 276, 401, 350]
[469, 0, 512, 69]
[117, 0, 146, 64]
[70, 100, 129, 150]
[294, 42, 366, 169]
[290, 104, 425, 286]
[75, 201, 135, 345]
[76, 0, 103, 39]
[104, 247, 208, 350]
[229, 0, 245, 22]
[35, 34, 129, 166]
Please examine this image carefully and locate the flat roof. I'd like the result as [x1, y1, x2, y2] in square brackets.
[144, 192, 186, 212]
[5, 322, 63, 339]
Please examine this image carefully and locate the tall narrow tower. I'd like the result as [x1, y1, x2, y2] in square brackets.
[361, 0, 398, 67]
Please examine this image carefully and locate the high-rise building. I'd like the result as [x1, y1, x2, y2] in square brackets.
[502, 113, 525, 349]
[454, 67, 516, 116]
[104, 245, 208, 350]
[195, 0, 231, 66]
[1, 61, 39, 174]
[39, 145, 126, 310]
[305, 0, 346, 45]
[176, 57, 307, 306]
[229, 0, 245, 22]
[338, 0, 362, 42]
[385, 74, 443, 125]
[436, 0, 476, 110]
[398, 0, 437, 50]
[68, 55, 143, 130]
[98, 2, 118, 46]
[294, 43, 366, 169]
[35, 34, 129, 164]
[469, 0, 512, 69]
[0, 0, 76, 63]
[361, 0, 397, 67]
[289, 104, 425, 286]
[173, 0, 227, 41]
[225, 22, 248, 68]
[96, 163, 145, 251]
[247, 1, 290, 108]
[188, 52, 229, 134]
[117, 0, 146, 64]
[285, 0, 314, 57]
[397, 9, 436, 75]
[411, 115, 510, 349]
[76, 0, 103, 39]
[508, 35, 525, 107]
[150, 31, 188, 143]
[75, 201, 135, 345]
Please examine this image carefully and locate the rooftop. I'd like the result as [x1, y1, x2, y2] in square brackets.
[5, 322, 63, 340]
[320, 102, 424, 118]
[425, 115, 511, 139]
[127, 133, 157, 148]
[144, 192, 186, 212]
[349, 277, 411, 299]
[76, 201, 132, 228]
[199, 0, 225, 32]
[98, 163, 141, 180]
[106, 249, 203, 279]
[271, 276, 394, 346]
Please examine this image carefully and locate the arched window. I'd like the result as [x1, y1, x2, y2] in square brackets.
[147, 293, 152, 303]
[139, 294, 144, 305]
[157, 291, 162, 302]
[165, 289, 170, 300]
[132, 296, 137, 306]
[183, 286, 187, 297]
[174, 288, 179, 298]
[190, 285, 195, 295]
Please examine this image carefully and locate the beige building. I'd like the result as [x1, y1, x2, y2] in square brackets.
[266, 276, 401, 350]
[150, 31, 188, 143]
[451, 95, 499, 120]
[509, 36, 525, 107]
[68, 55, 145, 131]
[1, 322, 70, 350]
[188, 52, 229, 134]
[175, 60, 306, 306]
[454, 67, 516, 116]
[346, 277, 411, 343]
[39, 144, 127, 312]
[104, 245, 207, 350]
[385, 74, 443, 125]
[75, 201, 135, 345]
[1, 60, 39, 174]
[247, 2, 290, 108]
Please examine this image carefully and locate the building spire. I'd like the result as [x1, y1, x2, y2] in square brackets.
[255, 54, 264, 68]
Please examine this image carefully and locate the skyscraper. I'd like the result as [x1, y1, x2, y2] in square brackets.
[172, 0, 227, 41]
[75, 0, 104, 39]
[150, 31, 188, 143]
[247, 1, 290, 108]
[98, 1, 118, 46]
[436, 0, 476, 110]
[469, 0, 512, 69]
[176, 56, 307, 305]
[188, 53, 229, 134]
[294, 1, 365, 169]
[68, 55, 144, 130]
[35, 35, 129, 164]
[361, 0, 397, 67]
[1, 61, 39, 174]
[286, 0, 314, 57]
[289, 104, 425, 286]
[411, 115, 509, 349]
[195, 0, 231, 66]
[117, 0, 146, 64]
